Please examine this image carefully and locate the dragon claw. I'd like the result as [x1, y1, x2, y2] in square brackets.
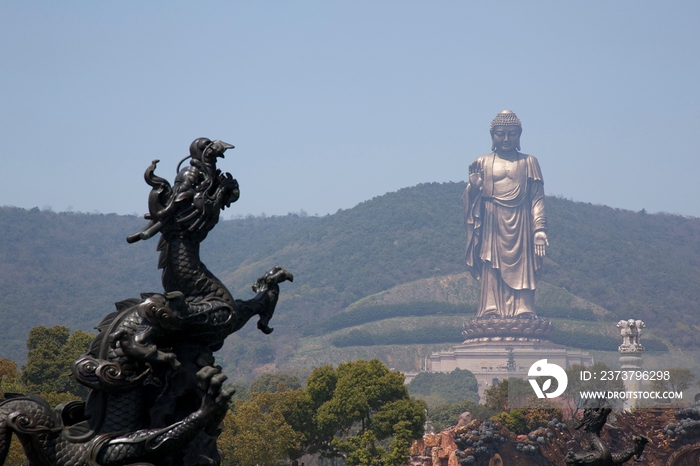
[196, 367, 232, 414]
[208, 373, 227, 396]
[251, 266, 293, 293]
[197, 366, 221, 390]
[257, 320, 274, 334]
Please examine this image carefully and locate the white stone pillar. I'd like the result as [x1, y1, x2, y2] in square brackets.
[617, 319, 645, 410]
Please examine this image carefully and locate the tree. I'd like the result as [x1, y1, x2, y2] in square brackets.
[484, 379, 508, 413]
[250, 373, 302, 393]
[407, 368, 479, 406]
[2, 327, 93, 465]
[217, 360, 424, 466]
[428, 400, 493, 431]
[305, 360, 425, 466]
[492, 399, 563, 434]
[483, 378, 533, 413]
[518, 400, 562, 431]
[21, 325, 69, 392]
[219, 389, 305, 466]
[21, 326, 93, 400]
[218, 359, 425, 466]
[484, 378, 563, 435]
[652, 368, 694, 393]
[0, 358, 18, 386]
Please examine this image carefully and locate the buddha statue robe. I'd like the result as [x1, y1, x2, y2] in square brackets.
[463, 151, 546, 317]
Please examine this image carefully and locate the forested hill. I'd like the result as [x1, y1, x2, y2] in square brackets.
[1, 183, 699, 367]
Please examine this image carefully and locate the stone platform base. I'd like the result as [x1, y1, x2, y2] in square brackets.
[429, 339, 592, 400]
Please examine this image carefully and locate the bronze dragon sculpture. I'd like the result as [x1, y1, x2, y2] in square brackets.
[1, 138, 292, 466]
[0, 367, 233, 466]
[566, 408, 648, 466]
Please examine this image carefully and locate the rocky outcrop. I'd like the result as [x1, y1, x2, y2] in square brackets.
[410, 404, 700, 466]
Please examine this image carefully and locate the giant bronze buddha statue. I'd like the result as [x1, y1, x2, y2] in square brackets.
[462, 111, 552, 342]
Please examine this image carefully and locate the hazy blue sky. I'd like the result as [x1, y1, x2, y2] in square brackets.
[2, 2, 699, 218]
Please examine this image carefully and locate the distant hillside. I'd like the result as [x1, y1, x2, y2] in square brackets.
[301, 273, 612, 338]
[1, 183, 699, 378]
[277, 273, 668, 374]
[0, 207, 160, 362]
[277, 315, 669, 375]
[336, 272, 612, 318]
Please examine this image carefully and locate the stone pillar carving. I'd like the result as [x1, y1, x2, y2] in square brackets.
[618, 319, 645, 410]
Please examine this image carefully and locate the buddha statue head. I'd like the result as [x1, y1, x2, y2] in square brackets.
[490, 110, 522, 153]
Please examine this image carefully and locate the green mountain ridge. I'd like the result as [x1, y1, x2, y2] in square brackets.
[339, 272, 613, 318]
[301, 273, 611, 338]
[1, 182, 698, 379]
